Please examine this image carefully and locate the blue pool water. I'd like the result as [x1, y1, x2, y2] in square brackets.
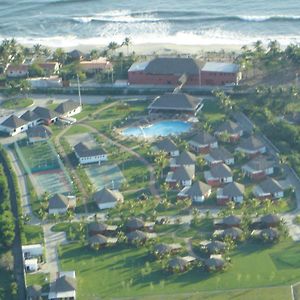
[122, 120, 192, 138]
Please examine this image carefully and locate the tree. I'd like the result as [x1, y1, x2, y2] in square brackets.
[122, 37, 131, 56]
[0, 211, 15, 247]
[53, 48, 67, 64]
[107, 42, 119, 56]
[28, 64, 45, 77]
[0, 251, 14, 271]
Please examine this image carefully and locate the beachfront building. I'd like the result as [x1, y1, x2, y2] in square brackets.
[148, 93, 203, 116]
[200, 62, 241, 86]
[204, 163, 233, 186]
[6, 64, 29, 78]
[74, 142, 107, 165]
[0, 115, 28, 136]
[128, 57, 202, 86]
[188, 131, 218, 154]
[55, 100, 82, 117]
[217, 182, 245, 205]
[38, 62, 60, 76]
[80, 58, 112, 75]
[177, 180, 211, 203]
[93, 188, 124, 210]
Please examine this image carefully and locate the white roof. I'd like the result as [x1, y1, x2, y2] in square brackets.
[202, 62, 239, 73]
[128, 61, 150, 72]
[22, 244, 43, 251]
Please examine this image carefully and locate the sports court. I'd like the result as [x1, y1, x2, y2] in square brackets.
[15, 139, 73, 196]
[84, 163, 125, 191]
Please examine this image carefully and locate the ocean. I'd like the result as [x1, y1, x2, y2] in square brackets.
[1, 0, 300, 48]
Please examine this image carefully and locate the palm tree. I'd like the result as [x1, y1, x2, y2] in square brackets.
[122, 37, 131, 56]
[107, 41, 119, 56]
[33, 44, 43, 57]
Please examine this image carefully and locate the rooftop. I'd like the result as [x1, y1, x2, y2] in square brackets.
[202, 62, 239, 73]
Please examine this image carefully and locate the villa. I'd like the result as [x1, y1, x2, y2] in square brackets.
[167, 256, 197, 273]
[166, 165, 195, 188]
[204, 163, 233, 186]
[32, 106, 59, 125]
[88, 234, 118, 248]
[236, 135, 266, 157]
[217, 182, 245, 205]
[177, 181, 211, 203]
[125, 217, 155, 232]
[242, 155, 275, 180]
[38, 62, 60, 76]
[26, 285, 42, 300]
[253, 177, 284, 199]
[200, 240, 226, 254]
[204, 146, 234, 166]
[54, 100, 82, 117]
[6, 64, 29, 78]
[126, 230, 157, 244]
[153, 138, 179, 157]
[48, 271, 76, 300]
[0, 114, 28, 136]
[80, 58, 113, 74]
[128, 57, 202, 86]
[26, 125, 52, 143]
[152, 243, 182, 258]
[252, 214, 281, 229]
[93, 188, 124, 210]
[214, 120, 243, 142]
[74, 142, 107, 165]
[251, 228, 280, 242]
[48, 194, 76, 215]
[148, 93, 203, 116]
[188, 131, 218, 153]
[20, 110, 41, 127]
[88, 222, 118, 236]
[204, 254, 226, 271]
[214, 215, 242, 229]
[213, 227, 243, 241]
[170, 150, 196, 169]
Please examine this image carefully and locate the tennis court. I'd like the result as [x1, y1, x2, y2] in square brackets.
[84, 163, 125, 191]
[15, 139, 73, 196]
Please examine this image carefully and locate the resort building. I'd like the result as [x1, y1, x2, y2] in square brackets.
[251, 228, 280, 242]
[148, 93, 203, 116]
[204, 163, 233, 186]
[204, 254, 225, 271]
[26, 285, 42, 300]
[20, 110, 41, 127]
[32, 106, 60, 125]
[204, 146, 234, 166]
[217, 182, 245, 205]
[213, 227, 243, 241]
[177, 181, 211, 203]
[214, 215, 242, 229]
[26, 125, 52, 143]
[38, 62, 60, 76]
[0, 114, 28, 136]
[188, 131, 218, 154]
[126, 230, 157, 244]
[88, 222, 118, 236]
[24, 258, 39, 272]
[128, 57, 202, 86]
[252, 214, 281, 229]
[74, 142, 107, 165]
[170, 150, 196, 169]
[253, 177, 284, 199]
[48, 194, 76, 215]
[200, 62, 241, 86]
[22, 244, 43, 260]
[152, 243, 182, 258]
[214, 120, 243, 142]
[199, 240, 226, 254]
[125, 217, 155, 232]
[152, 138, 179, 157]
[242, 155, 275, 180]
[48, 271, 76, 300]
[236, 135, 266, 157]
[167, 256, 196, 273]
[166, 165, 195, 188]
[88, 234, 118, 248]
[93, 188, 124, 210]
[54, 100, 82, 117]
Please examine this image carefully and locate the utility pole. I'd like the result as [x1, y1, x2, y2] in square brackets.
[77, 74, 82, 106]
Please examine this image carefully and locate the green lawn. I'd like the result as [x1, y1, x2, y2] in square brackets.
[59, 240, 300, 300]
[1, 97, 33, 109]
[202, 99, 226, 123]
[65, 125, 91, 136]
[26, 273, 50, 294]
[21, 225, 44, 245]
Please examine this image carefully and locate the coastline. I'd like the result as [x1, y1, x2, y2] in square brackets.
[31, 42, 243, 55]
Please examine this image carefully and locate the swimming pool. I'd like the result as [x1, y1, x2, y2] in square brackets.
[122, 120, 192, 138]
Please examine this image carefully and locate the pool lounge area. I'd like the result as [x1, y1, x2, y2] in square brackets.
[122, 120, 192, 138]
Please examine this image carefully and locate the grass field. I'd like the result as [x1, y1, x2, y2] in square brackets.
[21, 225, 44, 245]
[202, 99, 226, 123]
[1, 97, 33, 109]
[59, 240, 300, 300]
